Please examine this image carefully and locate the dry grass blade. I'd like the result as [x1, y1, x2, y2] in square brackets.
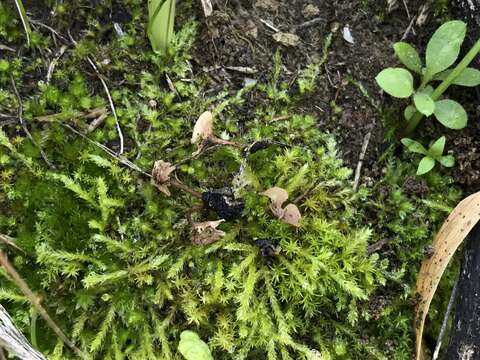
[0, 251, 87, 359]
[414, 191, 480, 360]
[200, 0, 213, 17]
[0, 235, 24, 253]
[0, 304, 45, 359]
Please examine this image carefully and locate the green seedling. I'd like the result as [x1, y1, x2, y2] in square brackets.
[178, 331, 213, 360]
[147, 0, 175, 54]
[13, 0, 31, 46]
[376, 20, 480, 135]
[401, 136, 454, 175]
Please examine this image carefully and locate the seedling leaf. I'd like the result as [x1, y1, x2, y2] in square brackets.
[415, 192, 480, 360]
[439, 155, 455, 167]
[404, 105, 416, 121]
[433, 67, 480, 87]
[148, 0, 176, 54]
[413, 92, 435, 116]
[178, 330, 213, 360]
[425, 20, 466, 77]
[417, 156, 435, 175]
[375, 68, 414, 98]
[394, 42, 422, 74]
[401, 138, 428, 155]
[13, 0, 32, 47]
[434, 99, 467, 129]
[428, 136, 445, 158]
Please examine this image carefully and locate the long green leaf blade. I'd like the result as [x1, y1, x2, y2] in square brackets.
[148, 0, 176, 54]
[13, 0, 32, 46]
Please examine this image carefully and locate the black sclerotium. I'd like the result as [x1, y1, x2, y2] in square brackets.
[202, 189, 244, 220]
[255, 239, 281, 258]
[242, 140, 287, 157]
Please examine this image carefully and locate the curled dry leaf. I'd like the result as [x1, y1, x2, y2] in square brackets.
[191, 219, 226, 245]
[191, 111, 213, 145]
[414, 191, 480, 360]
[191, 111, 240, 155]
[282, 204, 301, 227]
[152, 160, 176, 196]
[262, 187, 288, 209]
[262, 187, 302, 227]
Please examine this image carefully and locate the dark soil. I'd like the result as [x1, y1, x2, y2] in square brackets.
[192, 0, 480, 190]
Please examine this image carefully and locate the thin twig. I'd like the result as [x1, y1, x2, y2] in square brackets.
[402, 0, 411, 19]
[259, 18, 280, 32]
[0, 251, 87, 359]
[46, 45, 67, 84]
[401, 15, 416, 40]
[68, 33, 124, 154]
[353, 130, 372, 192]
[29, 19, 69, 43]
[10, 76, 54, 168]
[297, 17, 323, 29]
[85, 57, 124, 154]
[432, 279, 459, 360]
[170, 179, 202, 199]
[62, 124, 150, 177]
[0, 234, 24, 253]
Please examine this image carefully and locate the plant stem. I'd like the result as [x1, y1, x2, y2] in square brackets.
[402, 38, 480, 137]
[30, 310, 37, 349]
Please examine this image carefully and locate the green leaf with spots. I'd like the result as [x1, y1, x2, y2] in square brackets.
[394, 42, 422, 74]
[413, 92, 435, 116]
[425, 20, 466, 77]
[439, 155, 455, 167]
[417, 156, 436, 175]
[428, 136, 445, 158]
[401, 138, 428, 155]
[433, 67, 480, 87]
[434, 99, 467, 129]
[375, 68, 414, 98]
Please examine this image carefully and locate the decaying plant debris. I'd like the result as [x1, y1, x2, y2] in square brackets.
[0, 0, 478, 359]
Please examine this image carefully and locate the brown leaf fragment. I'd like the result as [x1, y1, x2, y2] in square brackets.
[282, 204, 301, 227]
[262, 187, 302, 227]
[414, 191, 480, 360]
[262, 187, 288, 209]
[152, 160, 176, 196]
[191, 220, 226, 245]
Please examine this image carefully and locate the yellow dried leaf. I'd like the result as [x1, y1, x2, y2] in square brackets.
[414, 191, 480, 360]
[191, 111, 213, 144]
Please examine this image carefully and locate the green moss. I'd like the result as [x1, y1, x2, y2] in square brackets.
[0, 1, 462, 359]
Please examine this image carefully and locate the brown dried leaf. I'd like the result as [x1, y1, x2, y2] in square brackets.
[152, 160, 176, 196]
[191, 111, 213, 144]
[282, 204, 301, 227]
[262, 187, 289, 209]
[191, 219, 226, 245]
[261, 187, 302, 227]
[414, 191, 480, 360]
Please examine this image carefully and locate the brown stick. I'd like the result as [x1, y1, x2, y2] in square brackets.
[0, 251, 86, 359]
[10, 77, 54, 169]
